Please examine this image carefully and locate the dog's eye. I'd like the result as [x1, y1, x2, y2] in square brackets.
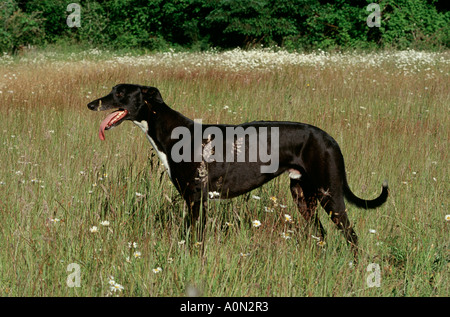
[116, 92, 124, 98]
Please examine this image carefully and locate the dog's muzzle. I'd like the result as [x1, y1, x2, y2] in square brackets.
[87, 99, 104, 111]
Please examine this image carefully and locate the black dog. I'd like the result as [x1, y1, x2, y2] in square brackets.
[87, 84, 388, 252]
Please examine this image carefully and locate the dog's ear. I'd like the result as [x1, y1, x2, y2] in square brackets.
[141, 86, 164, 104]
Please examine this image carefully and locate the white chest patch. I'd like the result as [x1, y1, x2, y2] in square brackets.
[133, 120, 172, 179]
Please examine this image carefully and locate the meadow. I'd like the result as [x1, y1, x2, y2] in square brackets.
[0, 48, 448, 297]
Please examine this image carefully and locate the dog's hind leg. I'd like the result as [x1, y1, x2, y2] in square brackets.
[320, 194, 358, 255]
[290, 179, 326, 241]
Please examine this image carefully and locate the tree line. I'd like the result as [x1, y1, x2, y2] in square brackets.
[1, 0, 448, 53]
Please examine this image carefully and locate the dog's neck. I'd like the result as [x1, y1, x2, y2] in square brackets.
[132, 101, 192, 180]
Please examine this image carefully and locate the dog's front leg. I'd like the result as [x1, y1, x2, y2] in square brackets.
[183, 192, 208, 249]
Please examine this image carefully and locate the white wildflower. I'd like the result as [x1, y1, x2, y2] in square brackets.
[252, 220, 261, 227]
[128, 242, 138, 249]
[208, 191, 220, 199]
[110, 283, 124, 293]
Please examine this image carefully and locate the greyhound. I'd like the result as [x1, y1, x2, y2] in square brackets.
[87, 84, 388, 253]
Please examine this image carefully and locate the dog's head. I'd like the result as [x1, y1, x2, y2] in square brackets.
[87, 84, 164, 140]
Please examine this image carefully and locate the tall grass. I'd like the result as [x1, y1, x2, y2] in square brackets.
[0, 49, 448, 297]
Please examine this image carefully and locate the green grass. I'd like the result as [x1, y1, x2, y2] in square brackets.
[0, 49, 448, 297]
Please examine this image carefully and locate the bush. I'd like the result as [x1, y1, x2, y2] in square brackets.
[301, 2, 370, 50]
[377, 0, 450, 49]
[70, 1, 110, 46]
[25, 0, 68, 42]
[0, 0, 46, 53]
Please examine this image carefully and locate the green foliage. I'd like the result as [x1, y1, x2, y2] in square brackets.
[0, 0, 448, 53]
[377, 0, 450, 49]
[301, 2, 370, 50]
[25, 0, 68, 41]
[100, 0, 160, 49]
[205, 0, 297, 47]
[72, 1, 110, 45]
[0, 0, 46, 53]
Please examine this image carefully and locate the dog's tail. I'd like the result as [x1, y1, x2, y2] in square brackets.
[344, 178, 389, 209]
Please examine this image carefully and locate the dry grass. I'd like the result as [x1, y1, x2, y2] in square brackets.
[0, 48, 448, 297]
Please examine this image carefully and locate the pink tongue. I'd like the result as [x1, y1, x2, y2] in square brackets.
[99, 110, 127, 141]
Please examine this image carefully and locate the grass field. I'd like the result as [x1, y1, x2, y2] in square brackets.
[0, 48, 448, 297]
